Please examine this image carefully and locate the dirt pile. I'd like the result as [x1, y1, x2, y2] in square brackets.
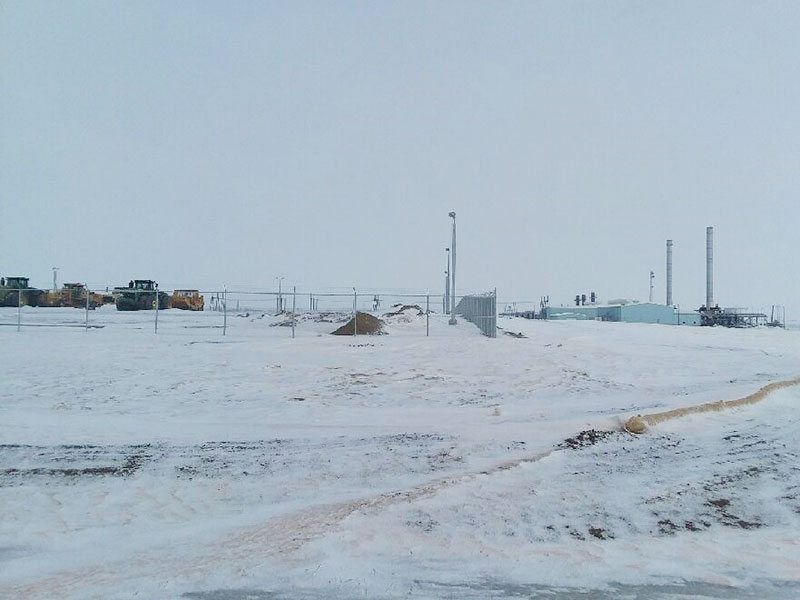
[331, 312, 386, 336]
[383, 304, 425, 317]
[382, 304, 426, 324]
[270, 312, 349, 327]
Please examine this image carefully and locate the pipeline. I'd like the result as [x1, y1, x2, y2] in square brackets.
[625, 377, 800, 434]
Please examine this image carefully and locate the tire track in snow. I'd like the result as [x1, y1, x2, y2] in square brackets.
[15, 380, 799, 598]
[6, 449, 554, 599]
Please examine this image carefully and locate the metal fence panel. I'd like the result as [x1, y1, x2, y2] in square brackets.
[455, 291, 497, 337]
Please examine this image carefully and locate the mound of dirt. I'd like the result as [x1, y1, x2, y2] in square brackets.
[383, 304, 425, 317]
[331, 312, 386, 336]
[270, 312, 350, 327]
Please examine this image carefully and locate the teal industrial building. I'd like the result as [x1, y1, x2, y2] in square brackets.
[542, 302, 701, 326]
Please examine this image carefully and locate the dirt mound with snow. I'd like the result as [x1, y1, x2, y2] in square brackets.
[382, 304, 425, 324]
[271, 312, 349, 327]
[331, 312, 386, 336]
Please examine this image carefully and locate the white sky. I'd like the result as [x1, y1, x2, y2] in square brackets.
[2, 1, 798, 315]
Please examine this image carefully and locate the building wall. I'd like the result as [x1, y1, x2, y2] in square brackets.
[543, 302, 695, 325]
[677, 312, 702, 326]
[618, 303, 676, 324]
[545, 302, 700, 325]
[544, 306, 601, 320]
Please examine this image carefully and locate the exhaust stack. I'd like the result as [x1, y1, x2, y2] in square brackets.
[666, 239, 673, 306]
[706, 226, 714, 309]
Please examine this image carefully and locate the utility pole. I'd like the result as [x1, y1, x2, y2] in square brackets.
[448, 212, 457, 325]
[276, 276, 284, 313]
[52, 267, 59, 292]
[444, 247, 450, 314]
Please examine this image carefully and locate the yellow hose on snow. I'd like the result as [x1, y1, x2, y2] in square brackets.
[624, 376, 800, 434]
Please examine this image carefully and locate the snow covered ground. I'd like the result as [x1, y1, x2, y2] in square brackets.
[2, 306, 799, 599]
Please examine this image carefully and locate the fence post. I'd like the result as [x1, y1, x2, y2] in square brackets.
[493, 288, 497, 338]
[426, 294, 430, 337]
[17, 289, 21, 332]
[223, 286, 227, 336]
[85, 283, 90, 331]
[292, 286, 296, 339]
[154, 283, 159, 334]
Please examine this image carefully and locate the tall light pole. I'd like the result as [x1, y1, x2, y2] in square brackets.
[649, 271, 654, 303]
[52, 267, 59, 292]
[276, 276, 285, 313]
[448, 211, 457, 325]
[444, 247, 450, 314]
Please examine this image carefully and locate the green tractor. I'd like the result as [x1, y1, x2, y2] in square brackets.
[0, 276, 44, 307]
[115, 280, 169, 311]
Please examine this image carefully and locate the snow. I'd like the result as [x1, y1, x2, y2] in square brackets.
[2, 306, 800, 599]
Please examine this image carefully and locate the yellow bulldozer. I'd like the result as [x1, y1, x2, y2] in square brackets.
[169, 289, 204, 311]
[40, 283, 107, 309]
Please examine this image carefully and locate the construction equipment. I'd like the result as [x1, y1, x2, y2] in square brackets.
[115, 280, 169, 311]
[92, 292, 116, 306]
[169, 289, 204, 311]
[40, 283, 103, 309]
[0, 277, 44, 307]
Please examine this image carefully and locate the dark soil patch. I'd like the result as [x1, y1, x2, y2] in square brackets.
[707, 498, 731, 509]
[658, 519, 679, 535]
[503, 331, 527, 338]
[588, 527, 613, 540]
[733, 519, 763, 529]
[560, 429, 616, 450]
[331, 312, 385, 336]
[2, 453, 145, 479]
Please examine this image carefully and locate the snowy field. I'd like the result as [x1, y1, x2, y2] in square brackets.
[2, 306, 800, 599]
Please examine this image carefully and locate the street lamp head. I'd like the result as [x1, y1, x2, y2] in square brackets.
[448, 211, 456, 219]
[445, 247, 450, 252]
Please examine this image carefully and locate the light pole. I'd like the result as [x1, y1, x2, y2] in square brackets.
[276, 276, 285, 313]
[444, 247, 450, 314]
[52, 267, 59, 292]
[448, 211, 457, 325]
[649, 271, 654, 303]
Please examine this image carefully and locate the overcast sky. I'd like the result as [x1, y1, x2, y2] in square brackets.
[2, 1, 798, 314]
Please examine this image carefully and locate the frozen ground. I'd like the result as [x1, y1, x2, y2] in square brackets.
[1, 306, 800, 599]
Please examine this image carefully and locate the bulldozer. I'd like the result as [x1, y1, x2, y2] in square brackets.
[115, 280, 169, 311]
[0, 276, 44, 307]
[169, 289, 204, 311]
[40, 283, 103, 309]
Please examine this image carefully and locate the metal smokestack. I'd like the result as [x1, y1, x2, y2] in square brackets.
[666, 240, 673, 306]
[706, 226, 714, 309]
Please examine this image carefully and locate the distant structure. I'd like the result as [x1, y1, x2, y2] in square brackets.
[541, 300, 693, 325]
[504, 227, 773, 328]
[666, 240, 673, 306]
[706, 226, 714, 309]
[699, 225, 767, 327]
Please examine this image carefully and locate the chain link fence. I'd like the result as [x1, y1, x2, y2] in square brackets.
[1, 285, 498, 339]
[455, 290, 497, 338]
